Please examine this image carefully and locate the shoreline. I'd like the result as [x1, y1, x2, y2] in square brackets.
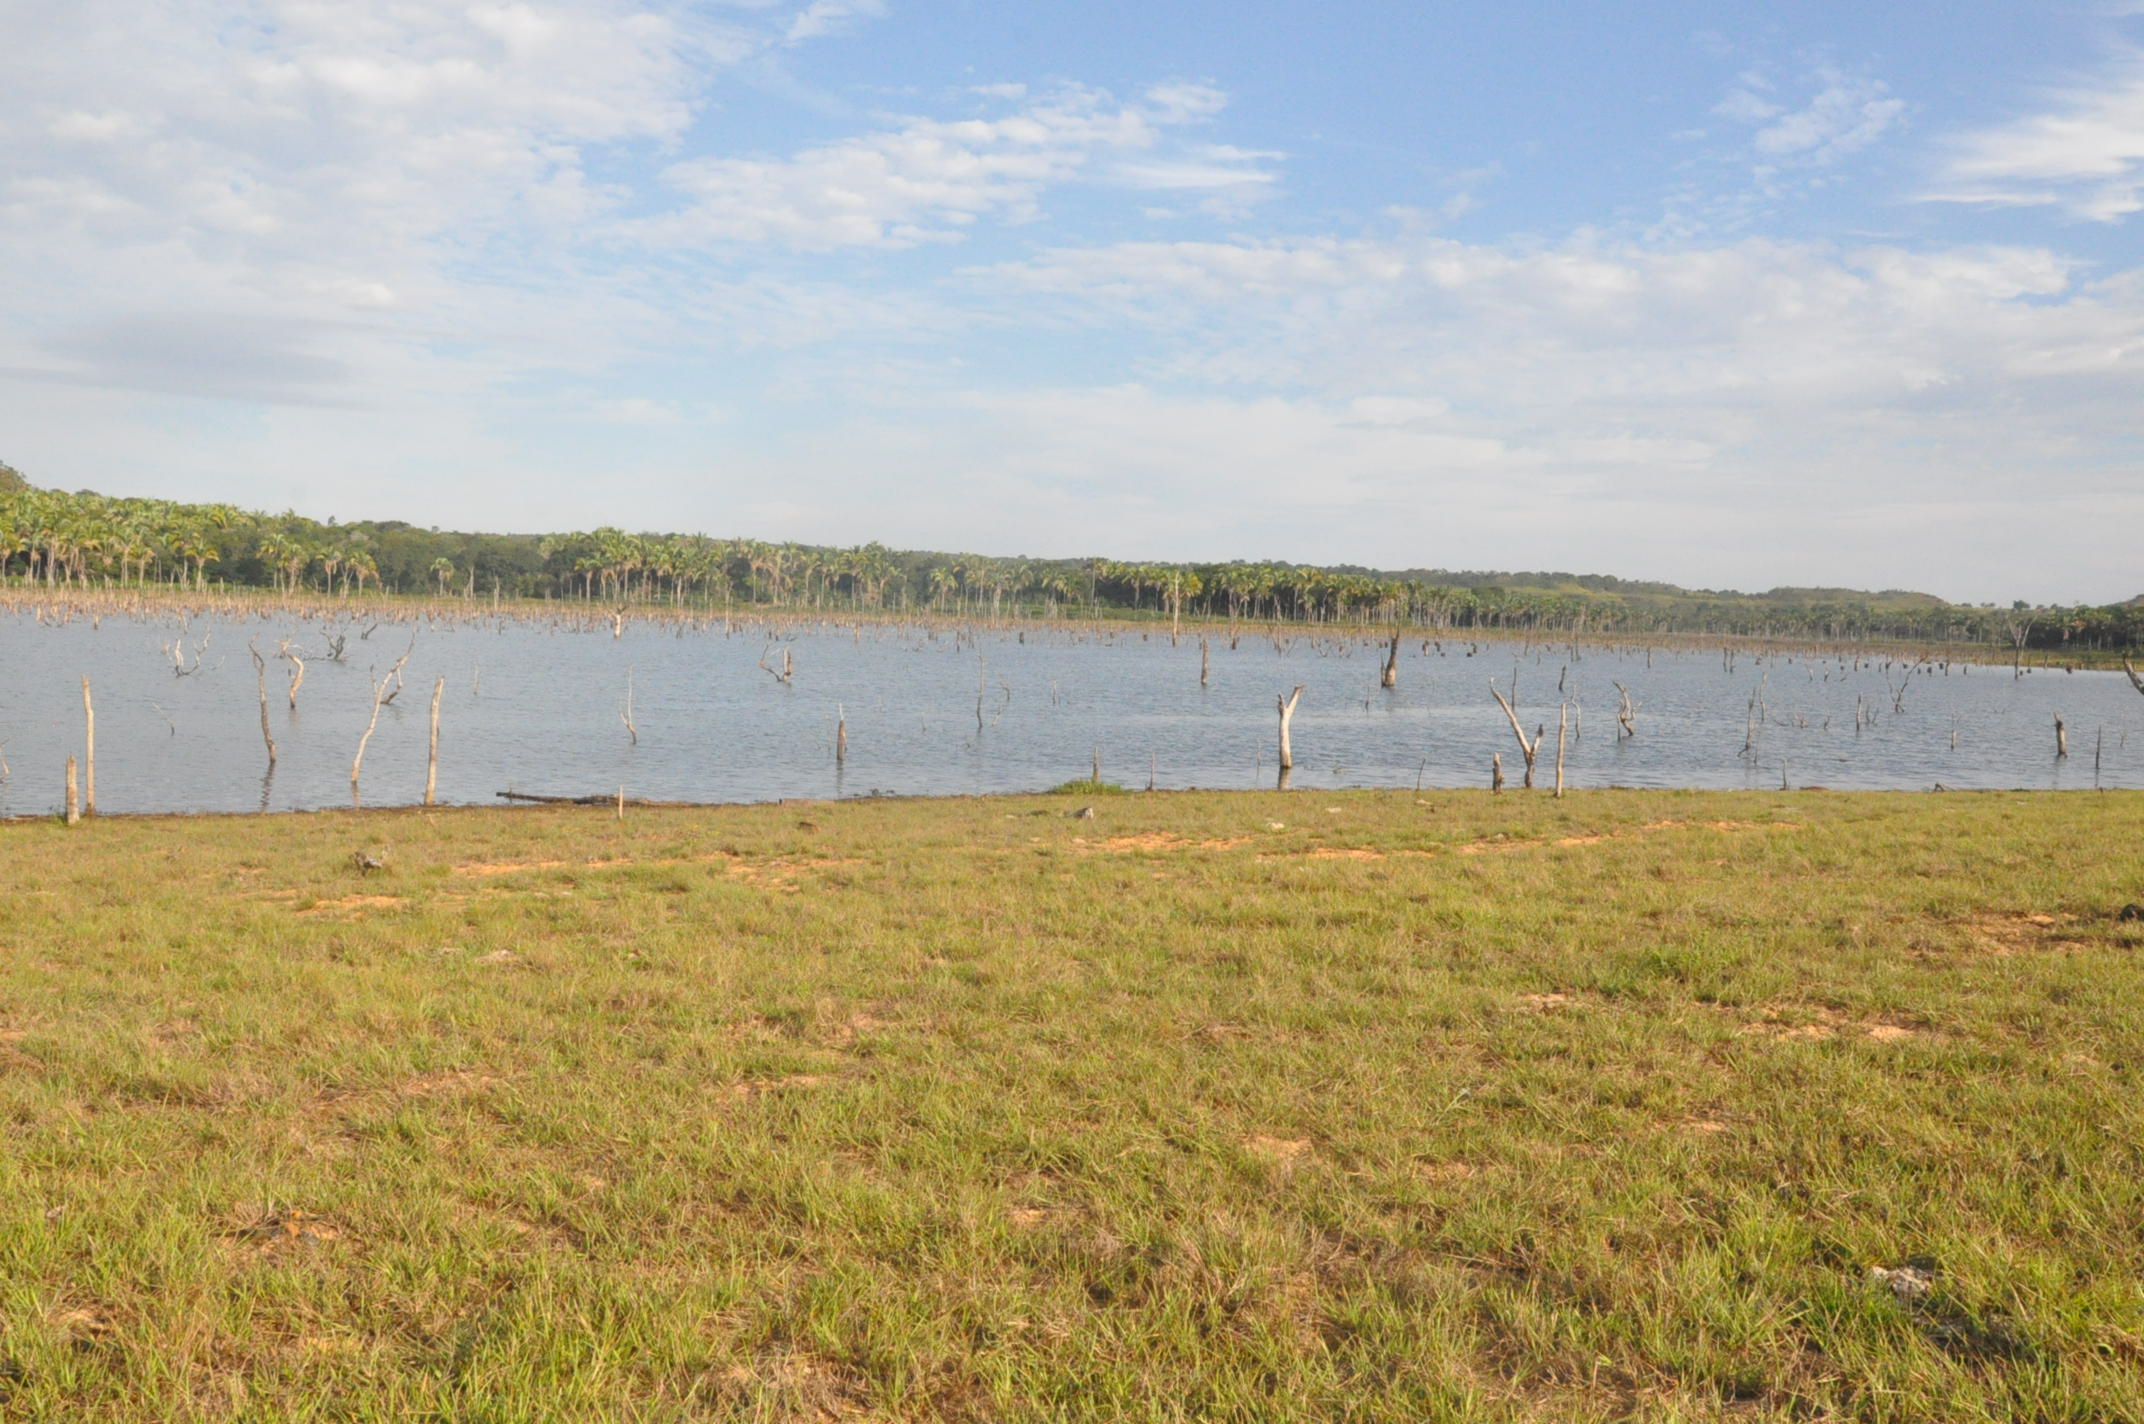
[0, 581, 2124, 673]
[3, 782, 2133, 828]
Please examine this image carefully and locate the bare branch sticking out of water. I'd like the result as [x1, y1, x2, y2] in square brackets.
[377, 633, 417, 706]
[1488, 678, 1539, 789]
[351, 638, 416, 795]
[248, 642, 277, 768]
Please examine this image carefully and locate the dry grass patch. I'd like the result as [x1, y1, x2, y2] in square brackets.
[223, 1208, 343, 1257]
[1244, 1135, 1316, 1169]
[294, 893, 406, 916]
[451, 859, 569, 876]
[1959, 910, 2078, 955]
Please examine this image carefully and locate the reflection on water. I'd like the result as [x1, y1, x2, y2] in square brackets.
[1, 609, 2140, 816]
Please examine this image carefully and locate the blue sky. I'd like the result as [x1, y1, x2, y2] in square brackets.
[3, 0, 2142, 602]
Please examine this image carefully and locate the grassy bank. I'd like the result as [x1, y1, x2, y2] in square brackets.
[2, 790, 2141, 1420]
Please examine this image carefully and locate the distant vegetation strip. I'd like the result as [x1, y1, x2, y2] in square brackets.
[0, 460, 2135, 653]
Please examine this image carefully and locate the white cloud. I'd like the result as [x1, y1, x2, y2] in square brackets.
[1925, 49, 2144, 221]
[638, 84, 1272, 250]
[785, 0, 886, 44]
[1114, 145, 1284, 192]
[945, 229, 2144, 595]
[0, 0, 924, 412]
[1713, 78, 1782, 126]
[973, 233, 2119, 409]
[1716, 65, 1904, 166]
[697, 365, 2143, 601]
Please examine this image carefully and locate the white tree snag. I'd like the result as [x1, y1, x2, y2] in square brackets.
[622, 667, 638, 745]
[80, 676, 94, 816]
[350, 641, 415, 796]
[425, 676, 444, 806]
[1277, 685, 1305, 771]
[1613, 681, 1638, 739]
[1488, 679, 1540, 789]
[287, 651, 305, 712]
[836, 704, 848, 763]
[1492, 752, 1504, 793]
[1381, 633, 1400, 689]
[66, 755, 79, 825]
[2055, 713, 2068, 759]
[248, 643, 277, 767]
[1200, 637, 1210, 688]
[1555, 703, 1568, 798]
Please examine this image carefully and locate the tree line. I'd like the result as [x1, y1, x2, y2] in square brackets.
[0, 476, 2136, 652]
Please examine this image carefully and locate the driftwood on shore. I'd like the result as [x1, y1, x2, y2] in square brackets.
[496, 790, 653, 806]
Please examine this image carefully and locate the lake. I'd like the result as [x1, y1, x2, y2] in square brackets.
[1, 608, 2138, 816]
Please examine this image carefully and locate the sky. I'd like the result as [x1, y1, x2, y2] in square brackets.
[2, 1, 2142, 604]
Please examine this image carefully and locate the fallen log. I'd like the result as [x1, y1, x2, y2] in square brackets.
[495, 790, 653, 806]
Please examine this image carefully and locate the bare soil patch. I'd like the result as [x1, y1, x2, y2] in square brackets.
[1738, 1009, 1922, 1043]
[1960, 911, 2075, 955]
[1244, 1135, 1315, 1168]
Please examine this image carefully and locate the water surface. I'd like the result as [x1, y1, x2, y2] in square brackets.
[1, 610, 2137, 816]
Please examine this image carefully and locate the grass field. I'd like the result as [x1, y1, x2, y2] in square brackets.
[2, 789, 2141, 1421]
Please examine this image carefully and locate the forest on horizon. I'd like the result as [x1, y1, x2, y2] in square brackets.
[1, 461, 2136, 653]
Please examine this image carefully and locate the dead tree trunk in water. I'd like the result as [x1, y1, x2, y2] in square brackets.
[425, 676, 444, 805]
[1612, 681, 1638, 738]
[2055, 713, 2068, 759]
[80, 676, 94, 816]
[1200, 637, 1210, 688]
[1277, 685, 1305, 771]
[248, 643, 277, 767]
[350, 641, 415, 799]
[1489, 679, 1540, 789]
[1381, 633, 1400, 688]
[66, 756, 78, 825]
[1554, 703, 1568, 798]
[1492, 752, 1504, 793]
[2010, 617, 2035, 679]
[2125, 660, 2144, 699]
